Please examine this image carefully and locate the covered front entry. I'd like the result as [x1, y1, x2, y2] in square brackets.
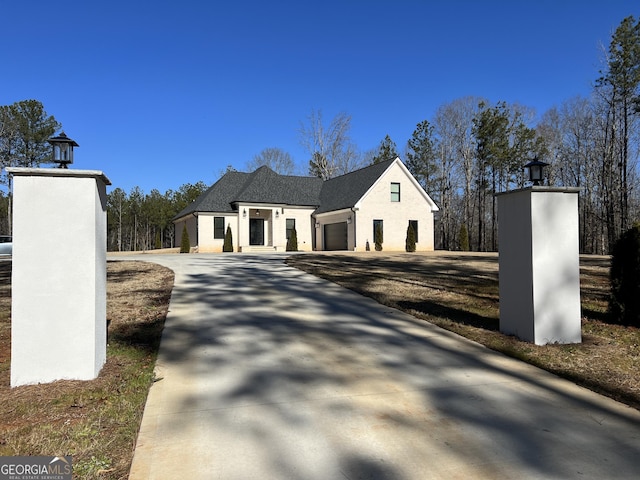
[324, 222, 347, 250]
[250, 218, 265, 245]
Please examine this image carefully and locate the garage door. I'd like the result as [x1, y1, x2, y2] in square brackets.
[324, 222, 348, 251]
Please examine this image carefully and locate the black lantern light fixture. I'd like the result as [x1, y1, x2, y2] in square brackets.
[48, 132, 79, 169]
[524, 157, 549, 186]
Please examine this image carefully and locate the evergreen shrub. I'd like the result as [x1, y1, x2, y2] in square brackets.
[223, 225, 233, 252]
[374, 224, 383, 251]
[609, 224, 640, 326]
[405, 223, 416, 252]
[180, 225, 190, 253]
[286, 227, 298, 252]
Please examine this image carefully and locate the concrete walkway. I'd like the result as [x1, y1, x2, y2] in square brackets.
[126, 253, 640, 480]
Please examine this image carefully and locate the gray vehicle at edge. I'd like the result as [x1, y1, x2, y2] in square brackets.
[0, 236, 12, 257]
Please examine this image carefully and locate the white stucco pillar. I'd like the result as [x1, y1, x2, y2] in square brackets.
[7, 167, 111, 387]
[496, 187, 582, 345]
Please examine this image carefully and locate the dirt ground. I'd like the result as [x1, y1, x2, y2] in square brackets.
[0, 260, 174, 479]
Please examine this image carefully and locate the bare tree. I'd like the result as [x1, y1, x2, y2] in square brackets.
[246, 147, 296, 174]
[434, 97, 485, 249]
[430, 113, 457, 250]
[299, 109, 360, 179]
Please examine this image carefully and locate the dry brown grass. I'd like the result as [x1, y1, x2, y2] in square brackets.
[286, 251, 640, 410]
[0, 260, 174, 479]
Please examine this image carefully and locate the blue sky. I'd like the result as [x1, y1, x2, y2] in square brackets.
[1, 1, 637, 194]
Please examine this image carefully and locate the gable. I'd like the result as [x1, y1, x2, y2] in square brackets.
[355, 158, 439, 212]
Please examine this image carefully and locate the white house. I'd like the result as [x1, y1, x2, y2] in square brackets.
[173, 157, 439, 252]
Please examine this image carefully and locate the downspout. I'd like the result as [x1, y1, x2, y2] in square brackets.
[311, 214, 317, 251]
[192, 212, 198, 250]
[351, 207, 357, 251]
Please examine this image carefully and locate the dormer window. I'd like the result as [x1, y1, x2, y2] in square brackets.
[391, 182, 400, 202]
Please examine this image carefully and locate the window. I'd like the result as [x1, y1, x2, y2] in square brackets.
[391, 182, 400, 202]
[409, 220, 418, 243]
[373, 219, 383, 242]
[286, 218, 296, 240]
[214, 217, 225, 239]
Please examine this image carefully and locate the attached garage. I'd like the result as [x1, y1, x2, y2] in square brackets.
[324, 222, 348, 251]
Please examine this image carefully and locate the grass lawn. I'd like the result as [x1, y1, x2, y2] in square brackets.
[286, 251, 640, 411]
[0, 260, 173, 480]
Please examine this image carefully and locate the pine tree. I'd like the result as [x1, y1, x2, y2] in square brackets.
[596, 16, 640, 245]
[286, 227, 298, 251]
[180, 225, 190, 253]
[223, 225, 233, 252]
[406, 223, 416, 252]
[406, 120, 437, 192]
[371, 134, 398, 164]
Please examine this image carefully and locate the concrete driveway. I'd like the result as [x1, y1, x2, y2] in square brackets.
[126, 253, 640, 480]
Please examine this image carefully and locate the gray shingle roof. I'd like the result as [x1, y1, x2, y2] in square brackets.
[173, 160, 395, 220]
[233, 166, 323, 205]
[174, 166, 324, 219]
[315, 159, 394, 214]
[174, 171, 247, 219]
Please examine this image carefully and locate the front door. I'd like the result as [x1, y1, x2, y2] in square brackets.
[249, 218, 265, 245]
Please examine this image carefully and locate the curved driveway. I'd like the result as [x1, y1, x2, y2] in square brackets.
[127, 253, 640, 479]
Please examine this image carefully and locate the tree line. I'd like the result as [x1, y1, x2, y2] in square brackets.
[106, 183, 208, 252]
[298, 16, 640, 254]
[1, 16, 638, 254]
[0, 99, 210, 251]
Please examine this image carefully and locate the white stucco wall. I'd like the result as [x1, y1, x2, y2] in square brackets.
[195, 213, 238, 253]
[497, 187, 582, 345]
[278, 206, 315, 251]
[8, 168, 110, 386]
[353, 161, 437, 252]
[175, 215, 198, 251]
[235, 205, 315, 252]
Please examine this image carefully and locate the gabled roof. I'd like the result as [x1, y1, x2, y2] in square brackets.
[173, 158, 436, 221]
[233, 165, 323, 206]
[174, 166, 323, 219]
[315, 159, 395, 214]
